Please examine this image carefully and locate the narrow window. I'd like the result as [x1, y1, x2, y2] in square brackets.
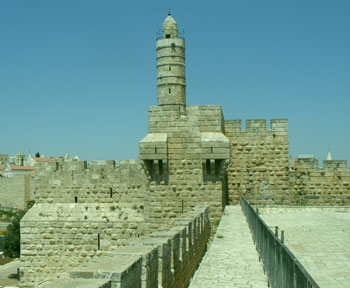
[169, 88, 171, 94]
[74, 196, 78, 203]
[97, 234, 100, 250]
[169, 66, 171, 71]
[206, 159, 211, 175]
[109, 188, 112, 198]
[166, 34, 171, 38]
[159, 160, 163, 175]
[155, 147, 157, 154]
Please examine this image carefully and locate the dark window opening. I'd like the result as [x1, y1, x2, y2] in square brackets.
[159, 160, 163, 175]
[109, 188, 113, 198]
[203, 159, 225, 183]
[74, 196, 78, 203]
[206, 159, 211, 175]
[143, 159, 168, 185]
[169, 88, 171, 94]
[165, 34, 171, 38]
[97, 234, 100, 250]
[169, 66, 171, 71]
[215, 159, 221, 175]
[155, 147, 157, 154]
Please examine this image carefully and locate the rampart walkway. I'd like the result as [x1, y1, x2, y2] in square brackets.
[261, 208, 350, 288]
[189, 205, 268, 288]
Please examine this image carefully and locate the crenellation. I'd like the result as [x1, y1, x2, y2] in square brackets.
[270, 118, 288, 133]
[323, 160, 347, 170]
[246, 119, 267, 132]
[288, 157, 350, 205]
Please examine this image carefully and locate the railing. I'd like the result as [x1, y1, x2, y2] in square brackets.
[241, 197, 320, 288]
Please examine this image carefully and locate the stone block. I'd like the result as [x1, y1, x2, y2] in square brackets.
[39, 278, 111, 288]
[70, 254, 142, 288]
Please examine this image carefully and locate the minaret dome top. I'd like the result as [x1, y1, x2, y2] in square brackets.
[163, 14, 178, 38]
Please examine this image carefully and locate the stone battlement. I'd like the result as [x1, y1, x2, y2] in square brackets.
[33, 159, 149, 205]
[292, 158, 349, 171]
[225, 119, 288, 132]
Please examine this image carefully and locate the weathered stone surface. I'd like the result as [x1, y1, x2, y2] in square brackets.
[189, 206, 268, 288]
[39, 278, 111, 288]
[261, 207, 350, 288]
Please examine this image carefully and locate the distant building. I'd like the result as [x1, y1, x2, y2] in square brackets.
[25, 153, 54, 167]
[0, 163, 35, 178]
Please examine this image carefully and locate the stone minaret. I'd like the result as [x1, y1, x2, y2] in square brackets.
[156, 12, 186, 111]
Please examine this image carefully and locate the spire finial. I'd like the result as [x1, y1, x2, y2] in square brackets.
[168, 9, 171, 16]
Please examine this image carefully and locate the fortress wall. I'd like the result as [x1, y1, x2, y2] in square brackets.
[143, 106, 227, 231]
[225, 119, 290, 205]
[225, 119, 350, 206]
[323, 160, 347, 170]
[144, 160, 223, 231]
[289, 162, 350, 205]
[148, 105, 224, 133]
[0, 174, 31, 209]
[34, 160, 148, 205]
[20, 203, 149, 288]
[41, 206, 210, 288]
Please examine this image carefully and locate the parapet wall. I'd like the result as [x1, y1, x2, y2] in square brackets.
[35, 205, 210, 288]
[225, 119, 289, 205]
[33, 160, 149, 205]
[225, 119, 288, 135]
[289, 158, 350, 205]
[20, 203, 149, 287]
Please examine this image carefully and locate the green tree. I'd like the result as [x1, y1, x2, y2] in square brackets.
[35, 152, 40, 157]
[2, 210, 26, 258]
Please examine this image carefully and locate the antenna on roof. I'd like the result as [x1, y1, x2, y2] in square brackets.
[168, 9, 171, 16]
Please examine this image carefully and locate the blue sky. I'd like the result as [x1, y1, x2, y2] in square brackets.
[1, 1, 349, 166]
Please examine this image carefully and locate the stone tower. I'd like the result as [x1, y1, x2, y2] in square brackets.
[156, 12, 186, 111]
[140, 13, 231, 229]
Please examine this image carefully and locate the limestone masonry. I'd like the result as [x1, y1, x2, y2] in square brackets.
[1, 13, 346, 287]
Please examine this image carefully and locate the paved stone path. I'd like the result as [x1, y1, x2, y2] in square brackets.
[0, 259, 19, 287]
[261, 208, 350, 288]
[189, 206, 268, 288]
